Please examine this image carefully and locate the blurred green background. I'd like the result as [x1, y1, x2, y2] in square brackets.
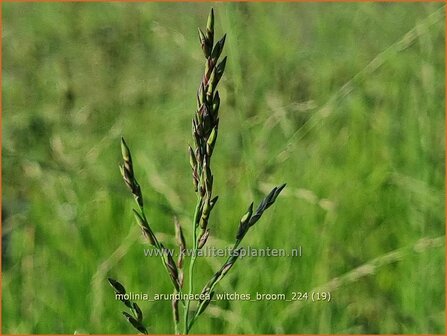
[2, 2, 445, 334]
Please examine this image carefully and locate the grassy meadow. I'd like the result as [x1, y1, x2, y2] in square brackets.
[2, 2, 445, 334]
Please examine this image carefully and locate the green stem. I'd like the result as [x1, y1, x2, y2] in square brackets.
[184, 197, 202, 334]
[174, 317, 180, 335]
[188, 240, 241, 330]
[186, 253, 197, 333]
[139, 206, 185, 306]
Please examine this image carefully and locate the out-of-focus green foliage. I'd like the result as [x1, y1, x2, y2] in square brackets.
[2, 2, 445, 334]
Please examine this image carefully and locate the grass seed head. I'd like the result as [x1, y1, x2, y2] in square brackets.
[198, 228, 210, 249]
[122, 312, 148, 334]
[172, 297, 180, 323]
[132, 302, 144, 323]
[120, 137, 144, 207]
[197, 291, 215, 316]
[249, 184, 287, 227]
[211, 34, 226, 62]
[108, 277, 126, 294]
[108, 277, 132, 308]
[236, 202, 254, 240]
[206, 8, 214, 46]
[133, 209, 156, 245]
[174, 217, 186, 269]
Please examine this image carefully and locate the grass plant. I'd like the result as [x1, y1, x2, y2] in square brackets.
[108, 9, 285, 334]
[2, 2, 444, 334]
